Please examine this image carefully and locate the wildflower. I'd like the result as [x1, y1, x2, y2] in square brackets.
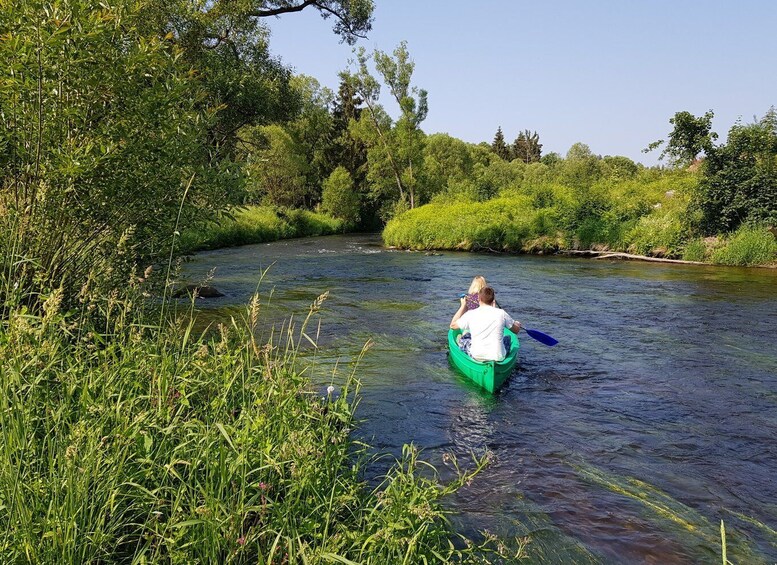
[258, 482, 269, 490]
[236, 536, 245, 546]
[326, 385, 335, 395]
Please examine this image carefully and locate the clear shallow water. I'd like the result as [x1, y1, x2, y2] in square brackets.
[183, 234, 777, 564]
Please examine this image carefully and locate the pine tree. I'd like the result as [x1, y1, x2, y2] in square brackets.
[491, 126, 510, 160]
[324, 74, 367, 183]
[512, 130, 543, 163]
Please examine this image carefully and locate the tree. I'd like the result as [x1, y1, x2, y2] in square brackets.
[0, 0, 234, 302]
[646, 110, 718, 166]
[540, 152, 562, 167]
[138, 0, 375, 156]
[321, 166, 360, 228]
[695, 109, 777, 233]
[491, 127, 510, 160]
[242, 125, 310, 207]
[601, 156, 639, 180]
[422, 134, 474, 199]
[324, 73, 368, 183]
[284, 75, 335, 204]
[349, 42, 427, 217]
[511, 130, 542, 163]
[566, 142, 594, 161]
[562, 143, 603, 190]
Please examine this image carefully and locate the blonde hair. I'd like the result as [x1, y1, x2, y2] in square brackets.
[468, 276, 487, 294]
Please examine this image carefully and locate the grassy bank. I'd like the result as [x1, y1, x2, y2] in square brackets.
[181, 206, 346, 253]
[383, 173, 777, 267]
[0, 289, 525, 563]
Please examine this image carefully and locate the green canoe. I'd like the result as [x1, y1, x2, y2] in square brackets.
[447, 328, 520, 393]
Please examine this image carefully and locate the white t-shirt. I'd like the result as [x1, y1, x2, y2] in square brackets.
[457, 305, 515, 362]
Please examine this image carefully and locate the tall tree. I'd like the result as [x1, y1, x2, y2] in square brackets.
[349, 42, 427, 217]
[491, 127, 510, 160]
[138, 0, 375, 155]
[283, 75, 335, 204]
[696, 109, 777, 233]
[511, 130, 542, 163]
[324, 73, 368, 185]
[646, 110, 718, 167]
[241, 125, 310, 208]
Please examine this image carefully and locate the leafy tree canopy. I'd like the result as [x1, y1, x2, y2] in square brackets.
[646, 110, 718, 167]
[696, 109, 777, 233]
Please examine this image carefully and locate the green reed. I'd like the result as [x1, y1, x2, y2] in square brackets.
[0, 284, 525, 563]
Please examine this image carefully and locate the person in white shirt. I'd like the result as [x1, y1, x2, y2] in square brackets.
[450, 286, 521, 362]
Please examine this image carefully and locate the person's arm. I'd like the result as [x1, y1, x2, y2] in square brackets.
[504, 311, 521, 334]
[450, 298, 467, 329]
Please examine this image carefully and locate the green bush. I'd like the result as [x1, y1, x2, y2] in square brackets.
[627, 211, 687, 257]
[682, 238, 709, 262]
[711, 225, 777, 266]
[321, 166, 361, 229]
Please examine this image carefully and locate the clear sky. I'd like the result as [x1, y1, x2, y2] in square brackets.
[266, 1, 777, 165]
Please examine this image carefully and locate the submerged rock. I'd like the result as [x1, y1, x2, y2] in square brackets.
[173, 284, 225, 299]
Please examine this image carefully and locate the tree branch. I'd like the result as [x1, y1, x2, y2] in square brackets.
[251, 0, 319, 18]
[249, 1, 369, 41]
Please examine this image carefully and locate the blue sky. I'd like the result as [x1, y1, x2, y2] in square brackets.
[267, 1, 777, 165]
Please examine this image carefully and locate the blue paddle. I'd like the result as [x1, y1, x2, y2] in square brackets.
[456, 294, 558, 346]
[523, 328, 558, 346]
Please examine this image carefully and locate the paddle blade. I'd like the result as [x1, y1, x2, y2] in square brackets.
[525, 328, 558, 346]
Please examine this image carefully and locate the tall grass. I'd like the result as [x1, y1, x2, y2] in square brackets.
[711, 225, 777, 266]
[180, 206, 345, 253]
[0, 285, 524, 563]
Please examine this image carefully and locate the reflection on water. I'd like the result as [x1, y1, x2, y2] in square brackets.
[183, 234, 777, 564]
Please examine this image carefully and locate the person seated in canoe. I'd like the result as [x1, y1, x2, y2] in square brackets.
[450, 286, 521, 362]
[461, 275, 487, 312]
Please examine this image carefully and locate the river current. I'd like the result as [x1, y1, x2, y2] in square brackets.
[183, 234, 777, 564]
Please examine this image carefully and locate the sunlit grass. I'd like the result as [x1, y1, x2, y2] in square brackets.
[180, 206, 345, 252]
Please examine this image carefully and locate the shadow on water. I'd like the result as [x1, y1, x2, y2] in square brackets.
[183, 234, 777, 564]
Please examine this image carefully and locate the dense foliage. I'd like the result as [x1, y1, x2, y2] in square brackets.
[695, 110, 777, 234]
[0, 0, 237, 305]
[385, 109, 777, 267]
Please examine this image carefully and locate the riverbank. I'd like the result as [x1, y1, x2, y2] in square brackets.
[180, 205, 346, 253]
[0, 290, 524, 562]
[382, 200, 777, 268]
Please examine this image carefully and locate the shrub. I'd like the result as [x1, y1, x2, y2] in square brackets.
[321, 166, 361, 229]
[682, 238, 709, 262]
[627, 211, 686, 257]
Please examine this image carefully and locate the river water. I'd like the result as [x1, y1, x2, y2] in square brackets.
[183, 234, 777, 564]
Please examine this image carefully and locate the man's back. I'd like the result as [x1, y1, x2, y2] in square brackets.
[457, 304, 514, 361]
